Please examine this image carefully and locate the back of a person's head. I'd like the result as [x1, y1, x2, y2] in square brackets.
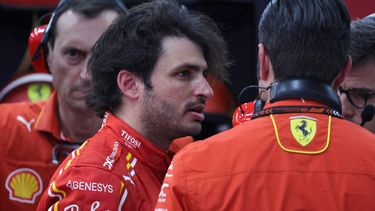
[87, 0, 228, 117]
[350, 14, 375, 66]
[259, 0, 350, 84]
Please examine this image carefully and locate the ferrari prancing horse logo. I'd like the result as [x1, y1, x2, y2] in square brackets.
[290, 116, 317, 146]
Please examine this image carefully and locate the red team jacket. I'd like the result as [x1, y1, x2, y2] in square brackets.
[0, 92, 74, 211]
[156, 100, 375, 211]
[37, 112, 172, 211]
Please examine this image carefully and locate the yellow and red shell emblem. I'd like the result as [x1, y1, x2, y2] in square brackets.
[5, 168, 43, 204]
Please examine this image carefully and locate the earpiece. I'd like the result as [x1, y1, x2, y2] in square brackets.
[232, 101, 255, 127]
[29, 25, 48, 73]
[232, 84, 266, 127]
[232, 79, 342, 126]
[232, 99, 265, 126]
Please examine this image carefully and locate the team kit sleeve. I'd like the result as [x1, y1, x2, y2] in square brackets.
[155, 160, 189, 211]
[37, 167, 129, 211]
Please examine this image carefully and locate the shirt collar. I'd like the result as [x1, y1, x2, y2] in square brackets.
[264, 99, 329, 109]
[34, 91, 73, 142]
[101, 112, 172, 169]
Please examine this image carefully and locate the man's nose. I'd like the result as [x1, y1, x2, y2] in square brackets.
[195, 76, 214, 100]
[80, 58, 90, 81]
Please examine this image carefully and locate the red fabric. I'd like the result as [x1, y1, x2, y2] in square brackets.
[345, 0, 375, 19]
[169, 136, 194, 153]
[204, 79, 234, 115]
[0, 92, 71, 211]
[0, 0, 58, 8]
[37, 112, 171, 211]
[156, 100, 375, 211]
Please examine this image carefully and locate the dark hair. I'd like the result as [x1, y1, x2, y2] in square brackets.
[258, 0, 350, 84]
[349, 14, 375, 66]
[47, 0, 127, 49]
[86, 0, 229, 117]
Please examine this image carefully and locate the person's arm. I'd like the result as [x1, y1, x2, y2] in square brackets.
[155, 160, 189, 211]
[37, 166, 129, 211]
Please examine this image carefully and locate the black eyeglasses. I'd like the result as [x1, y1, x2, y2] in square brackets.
[338, 87, 375, 109]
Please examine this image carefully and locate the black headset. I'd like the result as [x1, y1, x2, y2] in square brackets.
[238, 78, 342, 117]
[268, 79, 342, 113]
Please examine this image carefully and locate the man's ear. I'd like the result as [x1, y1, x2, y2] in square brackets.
[258, 43, 274, 87]
[258, 43, 271, 81]
[117, 70, 141, 99]
[332, 56, 352, 89]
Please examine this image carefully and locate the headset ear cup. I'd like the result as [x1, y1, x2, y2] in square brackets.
[29, 25, 48, 73]
[254, 99, 265, 113]
[232, 101, 255, 127]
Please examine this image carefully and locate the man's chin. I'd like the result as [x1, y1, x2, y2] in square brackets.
[68, 99, 93, 112]
[179, 122, 202, 137]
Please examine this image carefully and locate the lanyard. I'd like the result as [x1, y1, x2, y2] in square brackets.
[252, 105, 343, 120]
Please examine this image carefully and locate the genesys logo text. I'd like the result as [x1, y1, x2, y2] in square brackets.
[66, 180, 113, 193]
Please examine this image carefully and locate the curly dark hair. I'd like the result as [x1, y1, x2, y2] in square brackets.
[86, 0, 229, 117]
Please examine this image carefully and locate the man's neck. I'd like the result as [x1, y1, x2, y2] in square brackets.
[58, 104, 101, 143]
[115, 107, 172, 152]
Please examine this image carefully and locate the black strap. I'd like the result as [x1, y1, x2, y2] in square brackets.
[269, 79, 342, 113]
[252, 105, 343, 119]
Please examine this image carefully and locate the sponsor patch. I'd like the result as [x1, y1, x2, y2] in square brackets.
[290, 116, 317, 146]
[64, 204, 79, 211]
[103, 141, 119, 169]
[121, 130, 141, 149]
[16, 115, 35, 132]
[123, 152, 138, 186]
[5, 168, 43, 204]
[158, 183, 169, 203]
[27, 83, 52, 102]
[125, 152, 137, 177]
[66, 180, 113, 193]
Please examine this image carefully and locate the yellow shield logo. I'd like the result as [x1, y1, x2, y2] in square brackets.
[290, 116, 317, 146]
[27, 83, 52, 102]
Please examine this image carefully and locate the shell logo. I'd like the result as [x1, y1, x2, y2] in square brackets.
[5, 168, 43, 204]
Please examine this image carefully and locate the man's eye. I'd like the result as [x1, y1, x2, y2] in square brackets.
[67, 50, 79, 58]
[203, 70, 209, 78]
[177, 71, 191, 78]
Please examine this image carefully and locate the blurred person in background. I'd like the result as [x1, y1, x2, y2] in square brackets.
[0, 0, 125, 210]
[339, 13, 375, 133]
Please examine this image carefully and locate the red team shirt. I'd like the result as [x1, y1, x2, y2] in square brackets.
[0, 92, 74, 211]
[37, 112, 172, 211]
[156, 100, 375, 211]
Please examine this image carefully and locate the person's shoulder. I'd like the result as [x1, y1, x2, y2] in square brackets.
[177, 121, 260, 156]
[172, 125, 246, 167]
[69, 135, 127, 176]
[334, 118, 375, 140]
[0, 101, 45, 119]
[42, 159, 124, 210]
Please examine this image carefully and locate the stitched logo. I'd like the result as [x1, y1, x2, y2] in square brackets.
[5, 168, 43, 204]
[290, 116, 317, 146]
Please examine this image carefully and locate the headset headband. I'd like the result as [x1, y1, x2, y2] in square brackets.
[269, 79, 342, 113]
